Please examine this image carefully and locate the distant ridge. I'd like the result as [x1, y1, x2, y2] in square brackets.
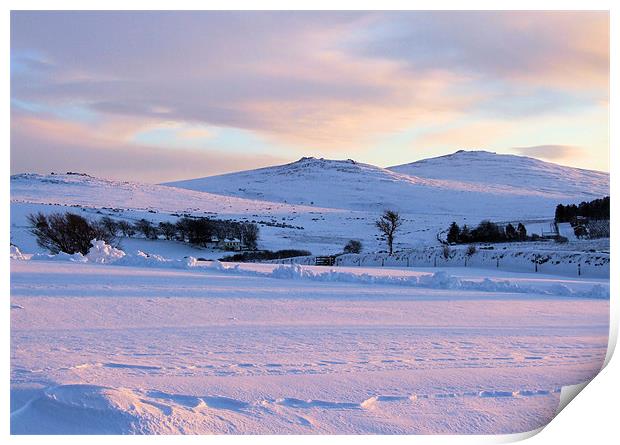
[164, 150, 609, 216]
[388, 150, 608, 192]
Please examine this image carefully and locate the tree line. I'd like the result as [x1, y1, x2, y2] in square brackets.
[135, 216, 259, 250]
[28, 211, 259, 255]
[555, 196, 609, 223]
[446, 220, 528, 244]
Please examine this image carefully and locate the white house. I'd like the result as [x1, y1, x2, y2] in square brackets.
[219, 238, 242, 251]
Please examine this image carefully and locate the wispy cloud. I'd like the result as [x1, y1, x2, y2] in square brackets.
[10, 112, 288, 182]
[512, 145, 586, 162]
[10, 11, 609, 180]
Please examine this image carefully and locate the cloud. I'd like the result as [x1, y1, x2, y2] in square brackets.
[512, 145, 586, 161]
[411, 121, 516, 150]
[10, 11, 609, 178]
[11, 12, 607, 148]
[350, 11, 608, 91]
[10, 113, 287, 182]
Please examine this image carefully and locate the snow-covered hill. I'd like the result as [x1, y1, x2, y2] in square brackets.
[389, 150, 609, 197]
[10, 172, 342, 255]
[10, 151, 610, 255]
[165, 151, 609, 218]
[10, 172, 325, 216]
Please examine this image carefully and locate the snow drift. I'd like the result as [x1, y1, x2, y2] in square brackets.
[13, 241, 608, 299]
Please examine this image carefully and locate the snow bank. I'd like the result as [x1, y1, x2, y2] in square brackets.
[11, 384, 164, 434]
[273, 246, 610, 279]
[208, 263, 609, 300]
[112, 251, 198, 269]
[24, 240, 197, 270]
[16, 242, 608, 299]
[10, 245, 26, 260]
[86, 239, 126, 263]
[31, 251, 88, 263]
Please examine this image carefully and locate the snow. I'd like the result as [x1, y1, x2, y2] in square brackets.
[15, 242, 609, 299]
[10, 245, 26, 260]
[31, 251, 87, 263]
[165, 151, 609, 219]
[558, 222, 579, 241]
[11, 259, 608, 434]
[9, 151, 610, 434]
[389, 150, 609, 198]
[273, 245, 610, 279]
[85, 239, 126, 263]
[10, 151, 610, 255]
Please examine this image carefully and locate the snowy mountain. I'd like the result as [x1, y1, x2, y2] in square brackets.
[164, 151, 609, 217]
[389, 150, 609, 197]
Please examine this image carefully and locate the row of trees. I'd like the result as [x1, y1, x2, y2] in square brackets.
[555, 196, 610, 223]
[447, 220, 527, 244]
[221, 249, 312, 262]
[28, 212, 260, 255]
[119, 216, 259, 249]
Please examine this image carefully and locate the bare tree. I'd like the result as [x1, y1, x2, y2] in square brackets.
[442, 245, 451, 260]
[239, 223, 259, 250]
[27, 212, 114, 255]
[117, 220, 136, 237]
[158, 221, 177, 240]
[99, 216, 119, 238]
[375, 210, 402, 255]
[134, 219, 158, 240]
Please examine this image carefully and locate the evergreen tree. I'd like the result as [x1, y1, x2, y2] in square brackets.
[505, 223, 517, 240]
[447, 222, 460, 244]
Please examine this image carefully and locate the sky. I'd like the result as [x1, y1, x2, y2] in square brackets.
[10, 11, 609, 182]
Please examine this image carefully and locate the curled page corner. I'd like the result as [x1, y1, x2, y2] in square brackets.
[557, 381, 590, 414]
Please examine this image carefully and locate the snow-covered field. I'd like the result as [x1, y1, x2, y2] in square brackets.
[11, 254, 608, 434]
[9, 151, 610, 435]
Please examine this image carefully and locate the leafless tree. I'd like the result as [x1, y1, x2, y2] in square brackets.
[117, 220, 136, 237]
[375, 210, 402, 255]
[158, 221, 177, 240]
[239, 223, 259, 250]
[27, 212, 114, 255]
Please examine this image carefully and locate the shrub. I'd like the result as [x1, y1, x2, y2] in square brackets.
[117, 220, 136, 237]
[471, 220, 503, 242]
[441, 245, 451, 260]
[574, 225, 588, 239]
[134, 219, 159, 240]
[158, 221, 177, 240]
[27, 212, 115, 255]
[99, 216, 119, 238]
[220, 249, 311, 262]
[343, 239, 362, 254]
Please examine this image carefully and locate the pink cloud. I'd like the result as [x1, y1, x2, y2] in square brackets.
[10, 113, 287, 182]
[10, 11, 609, 177]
